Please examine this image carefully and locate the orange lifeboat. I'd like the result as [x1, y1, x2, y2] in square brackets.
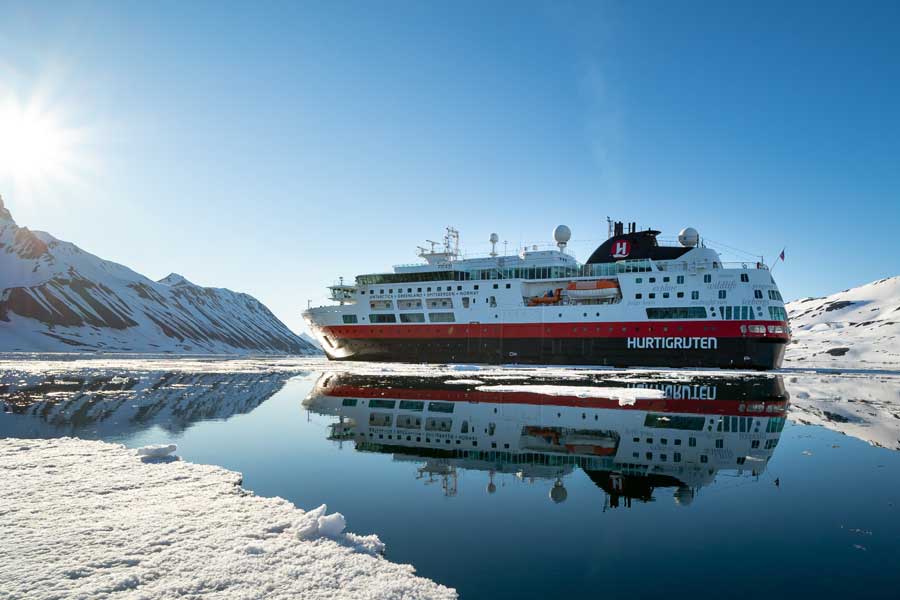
[565, 279, 620, 299]
[527, 288, 563, 306]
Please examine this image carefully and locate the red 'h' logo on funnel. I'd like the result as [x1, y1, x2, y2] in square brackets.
[612, 240, 631, 258]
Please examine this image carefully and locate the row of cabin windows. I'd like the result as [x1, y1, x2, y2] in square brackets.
[753, 289, 784, 301]
[363, 284, 476, 295]
[368, 313, 455, 324]
[357, 266, 582, 286]
[343, 398, 454, 413]
[635, 290, 700, 300]
[634, 434, 700, 445]
[635, 275, 685, 285]
[362, 283, 515, 296]
[632, 451, 684, 462]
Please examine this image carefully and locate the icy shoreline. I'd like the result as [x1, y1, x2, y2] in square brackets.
[0, 438, 455, 599]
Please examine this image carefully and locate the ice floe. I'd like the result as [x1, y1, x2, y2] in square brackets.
[0, 438, 455, 599]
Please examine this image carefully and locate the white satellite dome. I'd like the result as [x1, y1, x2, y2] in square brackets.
[489, 232, 500, 244]
[549, 480, 568, 503]
[553, 225, 571, 249]
[678, 227, 700, 247]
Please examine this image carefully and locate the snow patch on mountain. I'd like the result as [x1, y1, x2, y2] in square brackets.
[785, 276, 900, 370]
[0, 195, 319, 354]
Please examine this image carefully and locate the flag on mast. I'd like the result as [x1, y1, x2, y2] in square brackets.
[779, 248, 785, 262]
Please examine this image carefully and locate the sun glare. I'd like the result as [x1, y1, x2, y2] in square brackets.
[0, 96, 86, 193]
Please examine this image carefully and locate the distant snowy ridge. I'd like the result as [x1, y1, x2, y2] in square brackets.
[0, 195, 319, 354]
[0, 438, 456, 599]
[785, 276, 900, 370]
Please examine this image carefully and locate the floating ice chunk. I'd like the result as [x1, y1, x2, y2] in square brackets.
[451, 364, 481, 371]
[444, 379, 485, 385]
[136, 444, 177, 458]
[317, 512, 346, 537]
[296, 504, 348, 540]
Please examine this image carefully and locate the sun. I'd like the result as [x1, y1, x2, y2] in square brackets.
[0, 95, 84, 192]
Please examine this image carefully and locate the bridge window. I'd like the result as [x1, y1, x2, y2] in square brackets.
[342, 315, 358, 324]
[768, 306, 788, 321]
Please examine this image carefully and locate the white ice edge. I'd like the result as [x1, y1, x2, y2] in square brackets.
[0, 438, 456, 599]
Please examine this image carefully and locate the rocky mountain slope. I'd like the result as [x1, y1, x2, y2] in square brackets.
[785, 276, 900, 370]
[0, 196, 318, 354]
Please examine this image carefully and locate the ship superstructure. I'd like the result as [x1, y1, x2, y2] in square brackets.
[303, 222, 790, 369]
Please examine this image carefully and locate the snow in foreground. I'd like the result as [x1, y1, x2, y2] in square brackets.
[0, 438, 455, 600]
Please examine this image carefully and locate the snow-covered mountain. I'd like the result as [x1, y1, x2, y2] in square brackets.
[0, 196, 318, 354]
[785, 276, 900, 370]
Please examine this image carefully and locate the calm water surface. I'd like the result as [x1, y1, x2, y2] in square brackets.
[2, 363, 899, 599]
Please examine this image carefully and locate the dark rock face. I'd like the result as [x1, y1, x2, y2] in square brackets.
[825, 347, 850, 356]
[825, 301, 856, 312]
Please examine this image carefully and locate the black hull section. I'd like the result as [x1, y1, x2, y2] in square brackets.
[323, 337, 787, 370]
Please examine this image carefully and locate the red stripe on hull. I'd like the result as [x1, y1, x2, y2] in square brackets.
[324, 385, 788, 416]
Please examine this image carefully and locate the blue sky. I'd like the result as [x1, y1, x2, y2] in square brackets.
[1, 1, 898, 334]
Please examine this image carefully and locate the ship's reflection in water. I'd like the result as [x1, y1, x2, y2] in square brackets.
[304, 373, 788, 509]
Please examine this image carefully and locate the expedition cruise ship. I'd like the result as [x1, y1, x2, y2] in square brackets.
[303, 221, 790, 369]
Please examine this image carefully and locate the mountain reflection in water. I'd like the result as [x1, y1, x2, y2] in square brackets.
[0, 370, 304, 439]
[303, 372, 789, 507]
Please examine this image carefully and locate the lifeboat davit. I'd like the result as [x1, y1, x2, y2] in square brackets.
[565, 279, 620, 299]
